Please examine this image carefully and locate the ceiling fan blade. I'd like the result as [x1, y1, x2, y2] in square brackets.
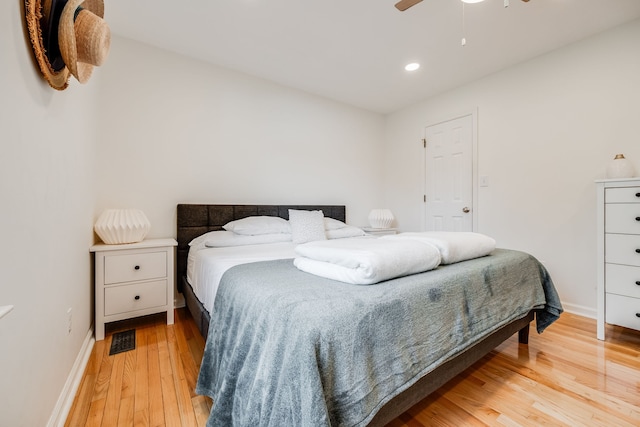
[395, 0, 423, 12]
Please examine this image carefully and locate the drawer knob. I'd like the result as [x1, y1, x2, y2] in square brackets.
[636, 313, 640, 318]
[636, 249, 640, 254]
[637, 192, 640, 198]
[636, 281, 640, 286]
[134, 265, 140, 270]
[636, 217, 640, 222]
[134, 295, 140, 300]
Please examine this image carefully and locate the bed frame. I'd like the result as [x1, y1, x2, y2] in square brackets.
[176, 203, 532, 426]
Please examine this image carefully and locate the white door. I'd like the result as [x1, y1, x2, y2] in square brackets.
[424, 114, 474, 231]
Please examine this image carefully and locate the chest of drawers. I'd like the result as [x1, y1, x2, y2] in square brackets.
[90, 238, 177, 340]
[596, 178, 640, 340]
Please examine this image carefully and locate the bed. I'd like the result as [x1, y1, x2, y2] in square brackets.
[176, 203, 562, 426]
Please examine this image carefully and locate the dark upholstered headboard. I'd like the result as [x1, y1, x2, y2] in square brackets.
[176, 204, 346, 288]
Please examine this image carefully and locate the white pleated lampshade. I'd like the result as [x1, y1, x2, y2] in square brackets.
[368, 209, 395, 229]
[94, 209, 151, 244]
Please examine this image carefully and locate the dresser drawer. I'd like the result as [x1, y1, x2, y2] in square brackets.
[605, 293, 640, 331]
[606, 187, 640, 204]
[605, 234, 640, 266]
[605, 204, 640, 235]
[104, 279, 167, 316]
[104, 251, 167, 284]
[606, 264, 640, 298]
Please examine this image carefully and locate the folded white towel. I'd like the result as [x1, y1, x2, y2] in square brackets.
[294, 237, 441, 285]
[383, 232, 496, 264]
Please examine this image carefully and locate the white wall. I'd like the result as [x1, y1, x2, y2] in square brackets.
[0, 2, 98, 426]
[95, 36, 386, 240]
[384, 19, 640, 315]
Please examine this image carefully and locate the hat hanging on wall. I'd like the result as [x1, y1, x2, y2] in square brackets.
[25, 0, 110, 90]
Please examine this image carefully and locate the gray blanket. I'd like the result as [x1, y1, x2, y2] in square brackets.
[196, 249, 562, 426]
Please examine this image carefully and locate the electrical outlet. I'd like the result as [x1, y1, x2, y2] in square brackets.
[67, 308, 72, 334]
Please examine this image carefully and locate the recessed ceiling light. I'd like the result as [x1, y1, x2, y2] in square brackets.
[461, 0, 484, 3]
[405, 63, 420, 71]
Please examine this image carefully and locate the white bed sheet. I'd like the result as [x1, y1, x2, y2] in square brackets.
[187, 242, 298, 313]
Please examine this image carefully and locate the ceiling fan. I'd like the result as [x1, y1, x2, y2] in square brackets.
[395, 0, 529, 12]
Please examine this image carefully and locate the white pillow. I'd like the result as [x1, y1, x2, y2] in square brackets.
[190, 230, 291, 248]
[289, 209, 327, 244]
[324, 217, 348, 230]
[326, 225, 366, 239]
[223, 216, 291, 235]
[189, 231, 215, 247]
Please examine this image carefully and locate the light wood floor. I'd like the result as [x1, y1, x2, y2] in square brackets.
[65, 309, 640, 426]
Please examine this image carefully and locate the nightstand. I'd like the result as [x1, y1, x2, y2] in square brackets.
[362, 227, 397, 236]
[90, 238, 177, 341]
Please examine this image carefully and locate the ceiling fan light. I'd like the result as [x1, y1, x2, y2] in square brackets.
[405, 62, 420, 71]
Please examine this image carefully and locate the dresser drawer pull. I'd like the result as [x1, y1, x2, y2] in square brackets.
[134, 295, 140, 300]
[134, 265, 140, 270]
[637, 192, 640, 198]
[636, 217, 640, 222]
[636, 249, 640, 254]
[636, 313, 640, 318]
[636, 281, 640, 286]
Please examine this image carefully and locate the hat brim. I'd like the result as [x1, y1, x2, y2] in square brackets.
[25, 0, 70, 90]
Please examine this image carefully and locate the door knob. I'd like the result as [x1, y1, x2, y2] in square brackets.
[462, 207, 470, 213]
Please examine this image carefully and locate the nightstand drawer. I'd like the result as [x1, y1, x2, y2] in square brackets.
[606, 264, 640, 298]
[605, 204, 640, 235]
[605, 293, 640, 330]
[104, 280, 167, 316]
[605, 234, 640, 267]
[104, 251, 167, 284]
[606, 187, 640, 204]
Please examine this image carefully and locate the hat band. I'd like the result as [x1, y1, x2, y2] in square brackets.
[74, 6, 84, 20]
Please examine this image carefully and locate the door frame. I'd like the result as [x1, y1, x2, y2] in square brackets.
[422, 108, 479, 232]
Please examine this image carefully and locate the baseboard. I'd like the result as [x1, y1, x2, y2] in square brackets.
[47, 328, 95, 427]
[562, 302, 596, 319]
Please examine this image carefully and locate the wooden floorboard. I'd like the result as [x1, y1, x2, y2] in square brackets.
[65, 309, 640, 426]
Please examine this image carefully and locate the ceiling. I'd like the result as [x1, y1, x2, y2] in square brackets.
[106, 0, 640, 114]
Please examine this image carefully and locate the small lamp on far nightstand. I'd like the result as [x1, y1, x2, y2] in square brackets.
[94, 209, 151, 244]
[368, 209, 395, 229]
[605, 154, 635, 179]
